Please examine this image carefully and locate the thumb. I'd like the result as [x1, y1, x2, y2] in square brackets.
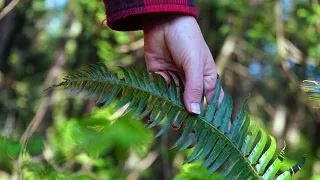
[183, 62, 204, 115]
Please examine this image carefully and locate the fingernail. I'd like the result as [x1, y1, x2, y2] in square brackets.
[191, 103, 200, 114]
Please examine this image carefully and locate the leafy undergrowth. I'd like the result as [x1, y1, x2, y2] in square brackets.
[20, 106, 154, 180]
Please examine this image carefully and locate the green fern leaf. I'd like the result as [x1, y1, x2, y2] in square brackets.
[302, 80, 320, 100]
[49, 63, 306, 179]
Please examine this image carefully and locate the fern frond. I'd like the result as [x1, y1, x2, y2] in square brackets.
[302, 80, 320, 100]
[50, 63, 305, 179]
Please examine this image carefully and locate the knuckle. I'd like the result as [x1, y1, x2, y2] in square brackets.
[204, 75, 217, 91]
[205, 82, 216, 92]
[189, 85, 203, 96]
[180, 51, 192, 65]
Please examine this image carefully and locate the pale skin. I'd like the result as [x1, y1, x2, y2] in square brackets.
[143, 14, 224, 114]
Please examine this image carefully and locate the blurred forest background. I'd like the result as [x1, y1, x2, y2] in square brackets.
[0, 0, 320, 179]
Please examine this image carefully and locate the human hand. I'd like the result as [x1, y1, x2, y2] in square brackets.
[143, 14, 224, 114]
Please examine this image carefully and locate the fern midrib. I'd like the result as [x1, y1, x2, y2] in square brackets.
[67, 77, 261, 179]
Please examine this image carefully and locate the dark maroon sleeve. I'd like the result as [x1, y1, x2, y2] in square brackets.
[103, 0, 197, 31]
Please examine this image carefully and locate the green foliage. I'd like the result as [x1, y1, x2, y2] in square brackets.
[22, 161, 98, 180]
[22, 162, 67, 180]
[19, 106, 153, 179]
[174, 162, 223, 180]
[26, 135, 44, 156]
[0, 137, 21, 160]
[49, 63, 306, 179]
[0, 136, 21, 172]
[49, 108, 153, 160]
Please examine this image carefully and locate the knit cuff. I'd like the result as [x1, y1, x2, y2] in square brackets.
[103, 4, 197, 31]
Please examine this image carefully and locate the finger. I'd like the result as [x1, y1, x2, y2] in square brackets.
[228, 119, 232, 133]
[218, 88, 224, 106]
[187, 138, 197, 149]
[203, 52, 216, 103]
[171, 112, 182, 130]
[145, 119, 154, 126]
[202, 46, 225, 108]
[163, 17, 205, 114]
[154, 71, 182, 87]
[183, 62, 204, 115]
[182, 129, 196, 149]
[155, 71, 187, 105]
[204, 75, 224, 108]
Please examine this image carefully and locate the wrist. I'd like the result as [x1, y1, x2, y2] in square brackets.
[142, 13, 194, 30]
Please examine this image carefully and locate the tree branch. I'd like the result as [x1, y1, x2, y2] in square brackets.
[0, 0, 20, 21]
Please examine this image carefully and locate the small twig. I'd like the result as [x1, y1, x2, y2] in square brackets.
[274, 0, 287, 61]
[20, 49, 67, 145]
[272, 105, 287, 142]
[226, 61, 253, 79]
[116, 38, 144, 53]
[312, 0, 320, 32]
[216, 34, 238, 75]
[0, 0, 20, 21]
[126, 151, 158, 180]
[160, 132, 172, 180]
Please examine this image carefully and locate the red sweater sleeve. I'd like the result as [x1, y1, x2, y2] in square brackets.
[103, 0, 197, 31]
